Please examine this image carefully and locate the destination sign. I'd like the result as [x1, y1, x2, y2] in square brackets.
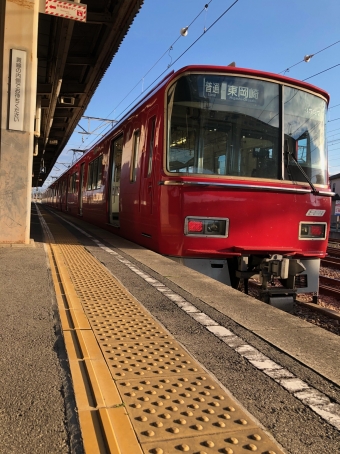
[202, 77, 264, 105]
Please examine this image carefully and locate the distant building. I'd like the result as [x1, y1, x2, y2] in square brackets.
[330, 173, 340, 231]
[330, 173, 340, 196]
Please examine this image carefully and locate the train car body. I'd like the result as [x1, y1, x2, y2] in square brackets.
[43, 65, 333, 309]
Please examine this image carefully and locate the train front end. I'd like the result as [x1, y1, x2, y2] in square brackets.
[160, 66, 332, 308]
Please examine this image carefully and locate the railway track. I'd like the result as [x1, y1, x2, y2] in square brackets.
[326, 247, 340, 258]
[319, 275, 340, 298]
[319, 284, 340, 299]
[321, 256, 340, 268]
[328, 237, 340, 245]
[320, 275, 340, 287]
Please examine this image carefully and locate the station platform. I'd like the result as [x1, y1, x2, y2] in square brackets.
[1, 203, 340, 454]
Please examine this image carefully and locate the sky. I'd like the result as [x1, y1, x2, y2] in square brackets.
[42, 0, 340, 188]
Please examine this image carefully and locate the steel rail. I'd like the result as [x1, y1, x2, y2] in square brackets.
[319, 275, 340, 287]
[327, 247, 340, 258]
[321, 257, 340, 269]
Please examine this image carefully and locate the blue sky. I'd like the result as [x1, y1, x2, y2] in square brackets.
[47, 0, 340, 185]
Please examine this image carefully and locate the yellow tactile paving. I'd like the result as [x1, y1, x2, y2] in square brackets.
[142, 428, 280, 454]
[41, 208, 285, 454]
[101, 340, 205, 380]
[116, 374, 258, 442]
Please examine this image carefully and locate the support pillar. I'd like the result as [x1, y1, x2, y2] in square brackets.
[0, 0, 39, 244]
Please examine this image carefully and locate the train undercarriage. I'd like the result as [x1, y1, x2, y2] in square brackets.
[175, 255, 320, 312]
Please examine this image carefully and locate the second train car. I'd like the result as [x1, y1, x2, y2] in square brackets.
[43, 65, 333, 309]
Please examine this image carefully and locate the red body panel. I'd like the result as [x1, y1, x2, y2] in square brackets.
[157, 182, 330, 258]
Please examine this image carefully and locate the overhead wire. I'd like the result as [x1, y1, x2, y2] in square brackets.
[302, 62, 340, 81]
[328, 131, 340, 138]
[66, 1, 214, 157]
[328, 126, 340, 133]
[329, 149, 340, 156]
[77, 0, 240, 153]
[111, 0, 240, 123]
[60, 6, 340, 175]
[105, 1, 214, 120]
[279, 39, 340, 74]
[278, 40, 340, 126]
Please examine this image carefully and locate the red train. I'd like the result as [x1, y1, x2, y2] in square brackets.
[42, 65, 333, 309]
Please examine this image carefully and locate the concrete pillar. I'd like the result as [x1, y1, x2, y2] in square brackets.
[0, 0, 39, 244]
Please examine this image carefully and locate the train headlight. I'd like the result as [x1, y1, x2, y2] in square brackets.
[185, 217, 229, 237]
[299, 222, 326, 240]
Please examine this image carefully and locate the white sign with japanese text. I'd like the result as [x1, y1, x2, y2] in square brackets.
[45, 0, 87, 22]
[203, 78, 262, 105]
[8, 49, 26, 131]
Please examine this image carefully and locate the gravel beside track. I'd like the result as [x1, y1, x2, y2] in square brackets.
[294, 300, 340, 336]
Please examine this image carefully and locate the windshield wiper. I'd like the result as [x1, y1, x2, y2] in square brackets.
[284, 137, 319, 197]
[287, 151, 319, 195]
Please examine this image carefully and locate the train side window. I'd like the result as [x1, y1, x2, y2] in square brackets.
[92, 158, 98, 189]
[145, 117, 156, 177]
[97, 155, 103, 188]
[74, 171, 78, 193]
[130, 129, 140, 182]
[87, 162, 93, 190]
[68, 173, 77, 193]
[87, 155, 103, 190]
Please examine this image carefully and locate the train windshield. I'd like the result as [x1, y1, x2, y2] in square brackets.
[166, 73, 327, 184]
[283, 87, 327, 184]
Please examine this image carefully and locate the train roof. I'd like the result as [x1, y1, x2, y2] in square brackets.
[97, 64, 330, 142]
[170, 65, 330, 104]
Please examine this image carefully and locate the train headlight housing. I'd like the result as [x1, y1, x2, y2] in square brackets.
[299, 222, 326, 240]
[185, 217, 229, 237]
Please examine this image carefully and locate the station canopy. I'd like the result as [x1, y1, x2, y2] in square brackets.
[34, 0, 143, 187]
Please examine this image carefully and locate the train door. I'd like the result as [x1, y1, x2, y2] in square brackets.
[58, 181, 62, 210]
[140, 114, 157, 237]
[78, 162, 85, 215]
[62, 179, 67, 211]
[66, 175, 70, 211]
[108, 135, 123, 227]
